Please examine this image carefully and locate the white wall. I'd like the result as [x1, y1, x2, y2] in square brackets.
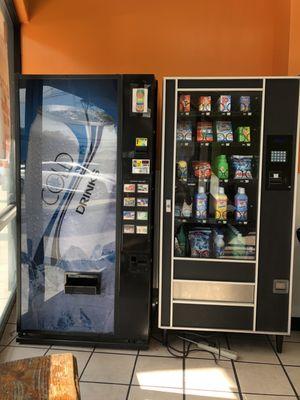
[292, 173, 300, 317]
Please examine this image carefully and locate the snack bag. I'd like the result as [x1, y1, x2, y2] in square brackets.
[236, 126, 251, 143]
[240, 96, 251, 112]
[181, 200, 192, 217]
[177, 160, 188, 182]
[189, 229, 211, 258]
[216, 121, 233, 142]
[177, 121, 193, 142]
[237, 126, 251, 143]
[199, 96, 211, 112]
[192, 161, 211, 180]
[179, 94, 191, 113]
[197, 121, 213, 142]
[231, 155, 253, 180]
[218, 95, 231, 112]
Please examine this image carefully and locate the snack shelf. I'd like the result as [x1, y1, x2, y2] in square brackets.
[174, 216, 251, 226]
[178, 111, 255, 119]
[176, 141, 253, 148]
[178, 178, 258, 187]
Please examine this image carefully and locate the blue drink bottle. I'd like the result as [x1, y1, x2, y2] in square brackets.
[235, 187, 248, 222]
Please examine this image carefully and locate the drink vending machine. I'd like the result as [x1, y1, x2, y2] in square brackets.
[158, 77, 299, 352]
[17, 75, 156, 348]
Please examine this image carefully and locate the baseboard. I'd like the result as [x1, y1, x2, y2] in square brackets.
[291, 317, 300, 331]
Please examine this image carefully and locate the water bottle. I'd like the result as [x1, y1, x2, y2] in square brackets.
[214, 234, 225, 258]
[235, 187, 248, 222]
[194, 184, 207, 220]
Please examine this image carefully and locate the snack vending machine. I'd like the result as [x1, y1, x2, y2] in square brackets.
[18, 75, 156, 348]
[159, 77, 299, 351]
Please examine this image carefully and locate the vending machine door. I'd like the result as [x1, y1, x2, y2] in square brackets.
[160, 78, 264, 330]
[159, 77, 299, 335]
[19, 76, 120, 335]
[18, 74, 156, 347]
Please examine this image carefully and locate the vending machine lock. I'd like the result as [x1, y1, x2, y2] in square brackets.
[273, 279, 289, 294]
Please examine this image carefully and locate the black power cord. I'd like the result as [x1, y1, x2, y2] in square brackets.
[162, 331, 231, 363]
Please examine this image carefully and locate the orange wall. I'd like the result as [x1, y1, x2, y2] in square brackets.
[18, 0, 290, 79]
[15, 0, 293, 151]
[288, 0, 300, 75]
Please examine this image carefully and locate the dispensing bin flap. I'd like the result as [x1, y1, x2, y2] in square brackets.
[64, 272, 101, 295]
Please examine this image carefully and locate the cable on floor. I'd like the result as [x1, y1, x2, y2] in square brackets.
[162, 331, 238, 363]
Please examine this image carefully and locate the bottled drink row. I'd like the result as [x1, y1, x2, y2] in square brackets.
[177, 120, 251, 144]
[176, 184, 248, 223]
[175, 224, 254, 259]
[177, 154, 254, 182]
[179, 94, 251, 113]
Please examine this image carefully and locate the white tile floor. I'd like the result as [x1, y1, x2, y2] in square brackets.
[1, 305, 300, 400]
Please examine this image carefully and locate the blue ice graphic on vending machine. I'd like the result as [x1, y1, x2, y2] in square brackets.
[20, 79, 118, 334]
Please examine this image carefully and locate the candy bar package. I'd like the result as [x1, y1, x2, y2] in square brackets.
[216, 121, 233, 142]
[192, 161, 212, 180]
[123, 197, 136, 207]
[236, 126, 251, 143]
[240, 96, 251, 112]
[177, 160, 188, 182]
[177, 121, 193, 142]
[199, 96, 211, 112]
[181, 200, 192, 218]
[179, 94, 191, 113]
[137, 198, 148, 207]
[189, 229, 211, 258]
[197, 121, 213, 142]
[231, 155, 253, 180]
[218, 95, 231, 112]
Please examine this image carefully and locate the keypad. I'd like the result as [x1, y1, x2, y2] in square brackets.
[271, 150, 287, 163]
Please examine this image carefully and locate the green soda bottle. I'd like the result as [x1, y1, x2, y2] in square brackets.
[216, 155, 229, 180]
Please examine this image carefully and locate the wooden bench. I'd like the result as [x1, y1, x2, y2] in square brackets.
[0, 352, 81, 399]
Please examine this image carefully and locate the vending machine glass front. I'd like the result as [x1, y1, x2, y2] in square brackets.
[174, 91, 262, 261]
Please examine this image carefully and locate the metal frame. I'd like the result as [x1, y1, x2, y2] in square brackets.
[0, 0, 21, 337]
[158, 76, 300, 335]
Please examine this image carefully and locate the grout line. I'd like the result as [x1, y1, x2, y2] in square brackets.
[228, 359, 280, 366]
[50, 346, 96, 353]
[43, 347, 50, 356]
[79, 347, 95, 381]
[125, 349, 140, 400]
[80, 380, 129, 387]
[6, 334, 18, 347]
[267, 336, 299, 399]
[94, 350, 138, 356]
[138, 353, 188, 359]
[8, 344, 50, 350]
[242, 391, 296, 397]
[226, 335, 243, 400]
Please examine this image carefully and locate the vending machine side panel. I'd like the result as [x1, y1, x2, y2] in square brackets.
[256, 78, 300, 333]
[159, 79, 176, 328]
